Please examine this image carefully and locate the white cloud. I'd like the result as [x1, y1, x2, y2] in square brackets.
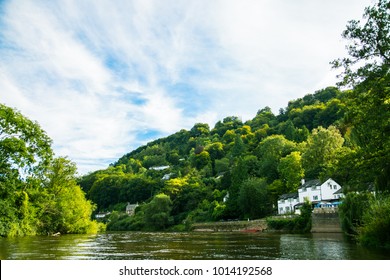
[0, 0, 373, 174]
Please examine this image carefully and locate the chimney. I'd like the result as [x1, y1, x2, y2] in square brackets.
[301, 178, 305, 186]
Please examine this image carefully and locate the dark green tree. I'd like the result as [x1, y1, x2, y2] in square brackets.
[144, 193, 173, 230]
[331, 0, 390, 192]
[238, 178, 272, 219]
[256, 135, 296, 182]
[331, 0, 389, 87]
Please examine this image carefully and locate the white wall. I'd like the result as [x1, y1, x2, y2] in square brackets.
[320, 178, 342, 200]
[298, 178, 342, 203]
[277, 197, 299, 214]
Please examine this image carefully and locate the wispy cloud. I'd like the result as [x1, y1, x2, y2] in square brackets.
[0, 0, 372, 173]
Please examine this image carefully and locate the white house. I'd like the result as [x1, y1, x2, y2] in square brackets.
[277, 193, 300, 215]
[126, 202, 139, 216]
[277, 178, 344, 214]
[298, 178, 343, 203]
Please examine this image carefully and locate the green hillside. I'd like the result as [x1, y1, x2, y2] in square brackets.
[78, 84, 388, 231]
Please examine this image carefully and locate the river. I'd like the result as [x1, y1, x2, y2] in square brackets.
[0, 231, 389, 260]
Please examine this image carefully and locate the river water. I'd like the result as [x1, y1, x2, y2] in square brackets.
[0, 231, 389, 260]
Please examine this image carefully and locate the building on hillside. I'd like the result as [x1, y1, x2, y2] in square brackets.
[95, 212, 110, 219]
[126, 202, 139, 216]
[162, 173, 174, 180]
[149, 165, 170, 171]
[277, 178, 344, 214]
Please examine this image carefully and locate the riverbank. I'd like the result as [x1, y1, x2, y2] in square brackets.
[191, 210, 342, 233]
[191, 219, 267, 232]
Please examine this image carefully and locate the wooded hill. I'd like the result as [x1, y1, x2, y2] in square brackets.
[78, 84, 388, 231]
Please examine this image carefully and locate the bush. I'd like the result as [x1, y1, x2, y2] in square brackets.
[358, 196, 390, 249]
[338, 192, 374, 235]
[266, 200, 312, 233]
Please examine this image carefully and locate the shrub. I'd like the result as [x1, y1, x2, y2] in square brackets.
[358, 195, 390, 249]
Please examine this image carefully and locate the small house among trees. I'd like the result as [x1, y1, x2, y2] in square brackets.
[126, 202, 139, 216]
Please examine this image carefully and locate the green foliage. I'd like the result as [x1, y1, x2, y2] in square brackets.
[331, 0, 389, 87]
[338, 192, 374, 235]
[301, 126, 344, 179]
[278, 151, 304, 193]
[238, 178, 273, 219]
[144, 193, 173, 230]
[0, 104, 53, 177]
[266, 200, 312, 233]
[40, 157, 103, 234]
[107, 210, 146, 231]
[359, 195, 390, 249]
[247, 107, 277, 131]
[331, 0, 390, 193]
[0, 104, 102, 237]
[256, 135, 297, 182]
[190, 123, 210, 137]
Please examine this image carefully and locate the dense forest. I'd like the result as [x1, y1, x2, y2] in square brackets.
[1, 0, 389, 248]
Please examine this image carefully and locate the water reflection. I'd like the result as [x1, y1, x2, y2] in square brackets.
[0, 232, 389, 260]
[279, 233, 348, 259]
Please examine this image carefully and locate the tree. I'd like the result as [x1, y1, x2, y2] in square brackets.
[331, 0, 389, 87]
[0, 104, 53, 179]
[238, 178, 273, 219]
[212, 116, 243, 137]
[359, 195, 390, 249]
[339, 192, 374, 235]
[41, 157, 101, 234]
[230, 134, 246, 158]
[331, 0, 390, 191]
[278, 151, 304, 193]
[190, 123, 210, 137]
[247, 107, 277, 130]
[301, 126, 344, 179]
[0, 104, 101, 236]
[144, 193, 173, 230]
[255, 135, 297, 182]
[193, 150, 211, 170]
[223, 157, 249, 218]
[0, 104, 53, 237]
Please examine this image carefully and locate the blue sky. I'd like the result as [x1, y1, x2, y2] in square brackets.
[0, 0, 372, 174]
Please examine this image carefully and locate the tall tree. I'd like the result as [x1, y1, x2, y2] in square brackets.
[302, 126, 344, 179]
[0, 104, 53, 237]
[255, 135, 296, 182]
[238, 178, 273, 219]
[42, 157, 101, 234]
[331, 0, 389, 87]
[144, 193, 173, 230]
[331, 0, 390, 191]
[278, 151, 304, 193]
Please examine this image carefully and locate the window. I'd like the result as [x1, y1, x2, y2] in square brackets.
[313, 195, 319, 200]
[333, 185, 337, 189]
